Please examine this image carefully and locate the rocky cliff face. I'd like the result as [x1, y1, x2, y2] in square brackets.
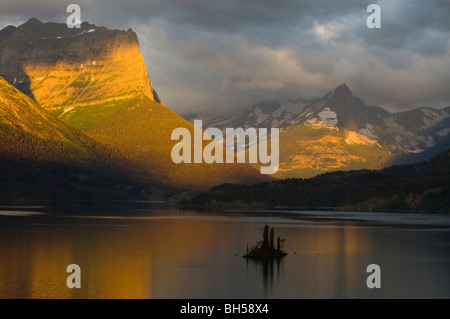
[0, 18, 155, 129]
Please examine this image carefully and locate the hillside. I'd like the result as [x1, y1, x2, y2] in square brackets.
[182, 148, 450, 213]
[0, 76, 161, 202]
[88, 95, 269, 189]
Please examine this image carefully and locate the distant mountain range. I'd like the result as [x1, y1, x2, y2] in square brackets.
[185, 84, 450, 178]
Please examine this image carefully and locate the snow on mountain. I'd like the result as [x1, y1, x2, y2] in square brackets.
[185, 99, 312, 132]
[421, 108, 449, 128]
[437, 127, 450, 137]
[305, 107, 339, 130]
[183, 84, 449, 172]
[253, 107, 270, 125]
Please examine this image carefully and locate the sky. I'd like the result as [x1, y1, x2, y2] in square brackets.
[1, 0, 450, 115]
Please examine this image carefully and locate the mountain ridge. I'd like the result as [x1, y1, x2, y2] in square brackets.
[0, 17, 156, 129]
[185, 84, 449, 178]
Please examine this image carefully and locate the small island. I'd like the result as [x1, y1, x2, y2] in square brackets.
[244, 225, 288, 260]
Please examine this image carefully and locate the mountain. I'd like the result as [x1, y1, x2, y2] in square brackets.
[0, 76, 159, 201]
[390, 135, 450, 165]
[184, 98, 315, 131]
[185, 84, 450, 178]
[0, 18, 155, 129]
[0, 19, 267, 191]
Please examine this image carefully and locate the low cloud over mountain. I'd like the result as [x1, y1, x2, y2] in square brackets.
[1, 0, 449, 115]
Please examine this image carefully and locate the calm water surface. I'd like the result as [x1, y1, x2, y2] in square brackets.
[0, 204, 449, 299]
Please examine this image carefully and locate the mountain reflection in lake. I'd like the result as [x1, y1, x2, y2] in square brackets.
[0, 205, 449, 299]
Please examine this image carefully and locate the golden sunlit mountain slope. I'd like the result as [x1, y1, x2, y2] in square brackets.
[0, 19, 267, 191]
[88, 95, 269, 190]
[276, 124, 393, 178]
[0, 76, 159, 201]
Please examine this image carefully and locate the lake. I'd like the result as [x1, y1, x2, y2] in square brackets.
[1, 203, 449, 299]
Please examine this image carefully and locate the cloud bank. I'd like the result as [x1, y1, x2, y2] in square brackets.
[1, 0, 450, 114]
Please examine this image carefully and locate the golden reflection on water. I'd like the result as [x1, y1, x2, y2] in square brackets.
[0, 220, 154, 298]
[254, 222, 369, 297]
[0, 213, 373, 299]
[0, 215, 241, 298]
[295, 223, 368, 296]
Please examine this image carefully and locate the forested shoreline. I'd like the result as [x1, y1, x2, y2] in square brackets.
[180, 149, 450, 213]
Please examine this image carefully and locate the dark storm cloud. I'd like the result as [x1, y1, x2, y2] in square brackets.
[91, 0, 367, 29]
[0, 0, 94, 24]
[1, 0, 449, 113]
[355, 0, 450, 56]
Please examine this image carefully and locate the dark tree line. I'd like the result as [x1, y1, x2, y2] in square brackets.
[182, 149, 450, 213]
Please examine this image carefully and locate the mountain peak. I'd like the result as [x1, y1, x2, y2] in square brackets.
[17, 18, 103, 36]
[0, 19, 156, 121]
[0, 25, 17, 40]
[25, 17, 42, 25]
[322, 83, 354, 103]
[334, 83, 352, 96]
[16, 18, 43, 33]
[21, 18, 43, 29]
